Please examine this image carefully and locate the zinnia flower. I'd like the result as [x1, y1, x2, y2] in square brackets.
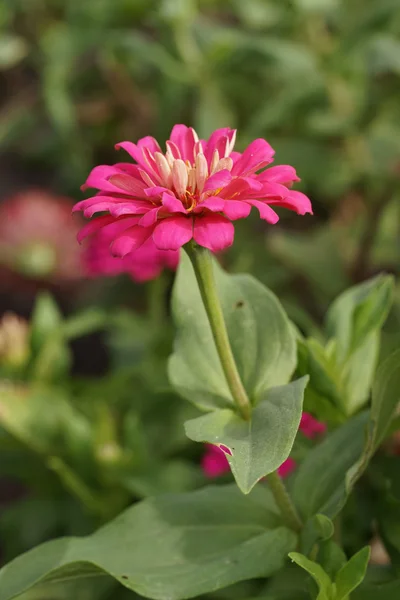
[201, 412, 325, 479]
[83, 223, 179, 282]
[0, 190, 83, 282]
[74, 125, 312, 254]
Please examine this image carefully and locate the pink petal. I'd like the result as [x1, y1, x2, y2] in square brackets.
[152, 215, 193, 250]
[113, 163, 142, 178]
[204, 128, 236, 164]
[218, 177, 262, 200]
[141, 147, 163, 183]
[270, 190, 313, 215]
[259, 182, 292, 198]
[74, 194, 125, 214]
[77, 215, 116, 243]
[144, 186, 169, 198]
[111, 225, 153, 257]
[169, 125, 198, 163]
[246, 200, 280, 224]
[161, 192, 187, 214]
[221, 200, 251, 220]
[107, 173, 149, 196]
[164, 249, 180, 270]
[193, 214, 234, 252]
[77, 215, 139, 243]
[166, 141, 181, 160]
[108, 202, 151, 218]
[231, 139, 275, 177]
[194, 197, 225, 213]
[258, 165, 300, 185]
[115, 141, 144, 165]
[82, 166, 145, 196]
[202, 169, 232, 193]
[138, 207, 160, 227]
[137, 135, 161, 154]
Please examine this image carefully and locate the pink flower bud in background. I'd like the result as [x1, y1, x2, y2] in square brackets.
[300, 413, 327, 439]
[0, 190, 83, 282]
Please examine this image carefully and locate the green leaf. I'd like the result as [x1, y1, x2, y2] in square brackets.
[30, 293, 63, 353]
[347, 349, 400, 489]
[334, 547, 371, 600]
[0, 386, 92, 460]
[318, 541, 347, 580]
[300, 514, 335, 555]
[185, 377, 308, 494]
[293, 412, 369, 519]
[326, 274, 394, 363]
[325, 275, 394, 415]
[296, 336, 344, 423]
[289, 552, 333, 600]
[169, 252, 296, 411]
[0, 485, 297, 600]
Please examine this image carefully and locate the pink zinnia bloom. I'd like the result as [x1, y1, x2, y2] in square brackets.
[83, 222, 179, 282]
[201, 412, 326, 479]
[201, 444, 231, 478]
[74, 125, 312, 254]
[0, 190, 83, 282]
[300, 413, 327, 438]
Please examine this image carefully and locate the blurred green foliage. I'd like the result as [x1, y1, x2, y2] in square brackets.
[1, 0, 399, 312]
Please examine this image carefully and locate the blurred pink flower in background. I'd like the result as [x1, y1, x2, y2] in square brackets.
[299, 412, 327, 438]
[0, 190, 83, 282]
[83, 222, 179, 282]
[202, 412, 326, 479]
[75, 124, 312, 255]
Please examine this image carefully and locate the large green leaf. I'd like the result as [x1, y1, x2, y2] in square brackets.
[347, 349, 400, 489]
[185, 378, 307, 494]
[0, 485, 296, 600]
[169, 252, 296, 411]
[292, 412, 369, 519]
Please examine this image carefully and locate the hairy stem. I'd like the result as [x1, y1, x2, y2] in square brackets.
[186, 244, 251, 420]
[266, 471, 303, 532]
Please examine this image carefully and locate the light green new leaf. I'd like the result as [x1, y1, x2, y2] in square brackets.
[347, 349, 400, 489]
[169, 252, 296, 411]
[293, 412, 369, 519]
[334, 546, 370, 600]
[326, 274, 394, 363]
[185, 378, 308, 494]
[0, 485, 296, 600]
[325, 274, 394, 415]
[289, 552, 333, 600]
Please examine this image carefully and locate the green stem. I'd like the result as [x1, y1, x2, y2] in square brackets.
[186, 244, 251, 421]
[266, 471, 302, 532]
